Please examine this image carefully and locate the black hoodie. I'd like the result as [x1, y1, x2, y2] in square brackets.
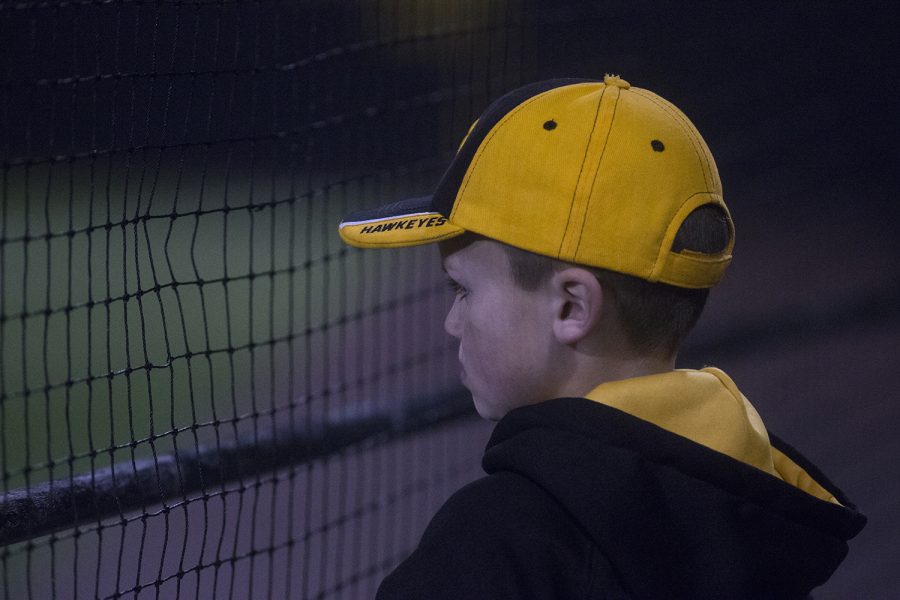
[377, 369, 866, 599]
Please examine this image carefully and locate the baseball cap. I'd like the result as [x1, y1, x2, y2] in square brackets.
[338, 74, 734, 289]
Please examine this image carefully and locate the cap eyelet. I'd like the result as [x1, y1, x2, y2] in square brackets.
[651, 139, 665, 152]
[543, 120, 557, 131]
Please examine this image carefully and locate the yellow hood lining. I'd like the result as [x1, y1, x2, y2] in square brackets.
[584, 368, 839, 505]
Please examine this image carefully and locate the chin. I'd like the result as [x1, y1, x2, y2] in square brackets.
[472, 396, 505, 422]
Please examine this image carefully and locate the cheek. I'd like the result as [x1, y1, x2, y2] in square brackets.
[454, 290, 553, 418]
[460, 296, 511, 354]
[460, 296, 542, 384]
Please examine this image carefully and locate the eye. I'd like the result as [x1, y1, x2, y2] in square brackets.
[446, 277, 467, 297]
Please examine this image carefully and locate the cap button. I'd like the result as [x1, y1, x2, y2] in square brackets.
[603, 74, 631, 89]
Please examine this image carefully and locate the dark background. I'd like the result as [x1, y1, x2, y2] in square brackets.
[2, 1, 897, 597]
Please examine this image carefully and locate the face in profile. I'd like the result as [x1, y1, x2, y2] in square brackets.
[440, 237, 558, 420]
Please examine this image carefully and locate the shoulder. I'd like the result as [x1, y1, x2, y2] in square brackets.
[376, 472, 623, 600]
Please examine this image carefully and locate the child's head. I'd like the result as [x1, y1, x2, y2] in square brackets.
[439, 202, 729, 419]
[340, 74, 734, 418]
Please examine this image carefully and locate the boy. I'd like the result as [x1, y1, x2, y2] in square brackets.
[338, 75, 865, 599]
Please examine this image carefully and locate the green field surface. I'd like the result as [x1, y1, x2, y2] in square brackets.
[1, 155, 454, 494]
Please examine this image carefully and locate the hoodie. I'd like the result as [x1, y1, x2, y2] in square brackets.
[376, 368, 866, 599]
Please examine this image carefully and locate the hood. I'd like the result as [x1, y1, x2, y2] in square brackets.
[483, 368, 866, 599]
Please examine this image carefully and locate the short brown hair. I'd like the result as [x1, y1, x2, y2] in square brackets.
[503, 205, 732, 355]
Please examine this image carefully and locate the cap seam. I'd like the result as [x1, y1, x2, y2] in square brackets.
[558, 85, 608, 258]
[630, 88, 716, 191]
[573, 87, 620, 260]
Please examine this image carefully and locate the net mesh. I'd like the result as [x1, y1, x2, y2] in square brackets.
[0, 0, 601, 597]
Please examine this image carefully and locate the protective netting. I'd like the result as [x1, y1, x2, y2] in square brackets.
[0, 1, 604, 597]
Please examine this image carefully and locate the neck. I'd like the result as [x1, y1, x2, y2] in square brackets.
[551, 351, 676, 399]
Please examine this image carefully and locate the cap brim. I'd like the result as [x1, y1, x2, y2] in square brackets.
[338, 196, 465, 249]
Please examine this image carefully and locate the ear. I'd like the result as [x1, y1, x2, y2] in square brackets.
[549, 268, 604, 345]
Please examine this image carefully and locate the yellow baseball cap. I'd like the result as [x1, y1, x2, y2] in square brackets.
[338, 75, 734, 289]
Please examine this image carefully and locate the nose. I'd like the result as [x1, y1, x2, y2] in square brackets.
[444, 297, 462, 339]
